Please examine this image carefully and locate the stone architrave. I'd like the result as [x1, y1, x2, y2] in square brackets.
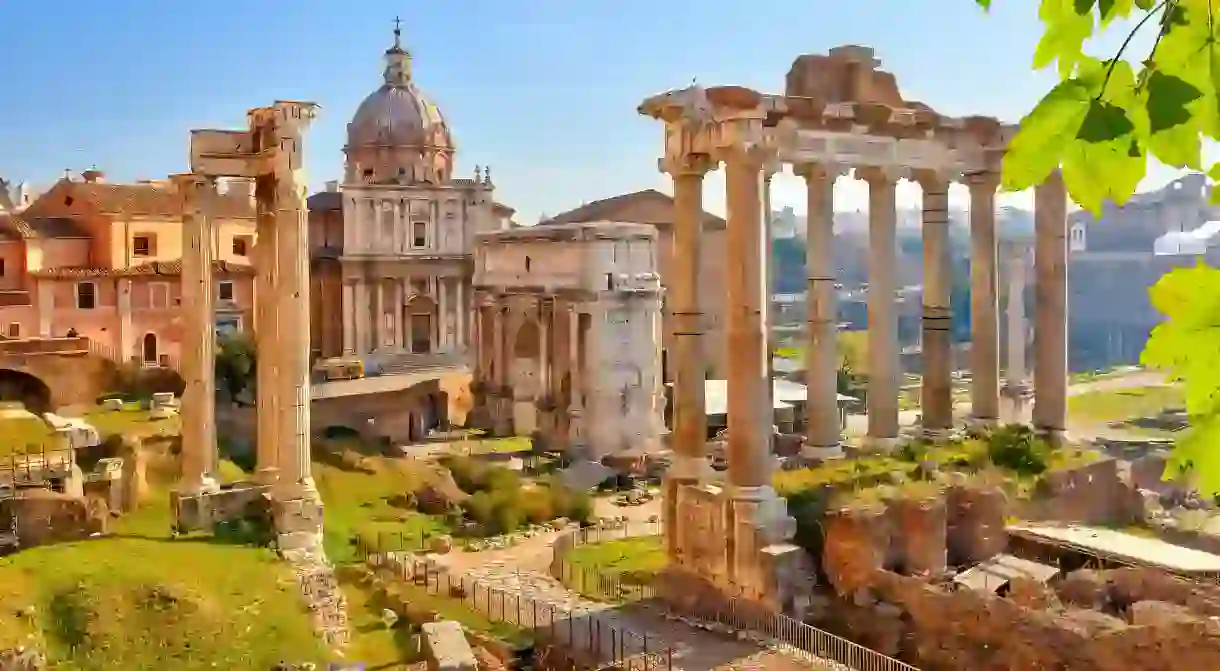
[172, 172, 220, 494]
[795, 162, 846, 459]
[859, 166, 902, 451]
[916, 169, 954, 437]
[966, 171, 1001, 427]
[1033, 169, 1069, 444]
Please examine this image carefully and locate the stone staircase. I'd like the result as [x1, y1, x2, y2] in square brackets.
[284, 546, 350, 651]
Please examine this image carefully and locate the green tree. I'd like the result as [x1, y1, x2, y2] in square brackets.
[978, 0, 1220, 491]
[215, 332, 256, 402]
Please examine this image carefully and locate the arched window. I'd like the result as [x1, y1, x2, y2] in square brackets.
[142, 333, 158, 364]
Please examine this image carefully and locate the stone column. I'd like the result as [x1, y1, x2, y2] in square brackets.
[273, 113, 316, 498]
[117, 278, 133, 362]
[795, 163, 845, 459]
[859, 167, 902, 450]
[660, 153, 715, 486]
[1003, 241, 1033, 424]
[341, 281, 355, 355]
[36, 281, 52, 338]
[492, 305, 511, 436]
[550, 303, 572, 444]
[374, 281, 385, 351]
[917, 170, 954, 438]
[254, 175, 280, 485]
[1034, 170, 1069, 444]
[537, 300, 550, 399]
[966, 172, 1001, 427]
[353, 279, 368, 355]
[723, 147, 772, 491]
[456, 281, 467, 350]
[394, 280, 405, 351]
[173, 173, 219, 493]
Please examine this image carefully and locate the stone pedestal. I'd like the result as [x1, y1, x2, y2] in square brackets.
[1001, 381, 1033, 425]
[272, 492, 326, 552]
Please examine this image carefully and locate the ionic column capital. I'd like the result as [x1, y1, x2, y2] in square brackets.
[912, 169, 957, 194]
[793, 162, 849, 183]
[857, 165, 907, 188]
[659, 153, 716, 177]
[963, 171, 1001, 193]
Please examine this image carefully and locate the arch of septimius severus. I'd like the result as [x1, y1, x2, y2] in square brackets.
[641, 45, 1068, 613]
[171, 101, 325, 550]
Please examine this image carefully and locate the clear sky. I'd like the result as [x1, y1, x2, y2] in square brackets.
[0, 0, 1192, 222]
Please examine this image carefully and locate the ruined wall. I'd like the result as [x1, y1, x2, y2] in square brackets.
[945, 483, 1007, 565]
[887, 496, 948, 577]
[1025, 458, 1141, 526]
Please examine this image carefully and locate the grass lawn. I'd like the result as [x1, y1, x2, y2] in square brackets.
[1068, 385, 1184, 424]
[565, 536, 667, 576]
[314, 454, 452, 563]
[0, 403, 179, 457]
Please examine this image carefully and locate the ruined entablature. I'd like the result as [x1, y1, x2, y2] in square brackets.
[638, 45, 1015, 176]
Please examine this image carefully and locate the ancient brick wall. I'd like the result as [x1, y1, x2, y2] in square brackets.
[822, 505, 889, 595]
[1025, 459, 1140, 526]
[945, 483, 1007, 565]
[887, 496, 947, 577]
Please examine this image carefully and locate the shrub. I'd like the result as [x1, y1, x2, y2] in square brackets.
[463, 491, 496, 530]
[986, 424, 1050, 476]
[445, 456, 490, 493]
[518, 488, 556, 525]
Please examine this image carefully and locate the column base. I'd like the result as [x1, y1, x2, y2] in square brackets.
[800, 442, 845, 461]
[862, 435, 901, 453]
[730, 485, 796, 544]
[1035, 425, 1068, 447]
[668, 454, 714, 481]
[967, 415, 999, 433]
[920, 427, 952, 442]
[254, 466, 280, 487]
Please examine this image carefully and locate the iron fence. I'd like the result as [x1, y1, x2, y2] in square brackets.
[549, 523, 920, 671]
[362, 550, 674, 671]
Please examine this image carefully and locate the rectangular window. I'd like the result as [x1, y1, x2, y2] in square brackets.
[218, 281, 234, 301]
[6, 323, 18, 338]
[413, 222, 427, 248]
[0, 258, 6, 277]
[76, 282, 96, 310]
[232, 237, 249, 256]
[133, 236, 152, 257]
[149, 282, 170, 309]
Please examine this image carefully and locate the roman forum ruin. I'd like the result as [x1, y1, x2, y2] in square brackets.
[172, 100, 324, 546]
[470, 221, 666, 481]
[640, 45, 1069, 611]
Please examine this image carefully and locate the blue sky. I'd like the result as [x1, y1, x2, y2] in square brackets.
[0, 0, 1187, 222]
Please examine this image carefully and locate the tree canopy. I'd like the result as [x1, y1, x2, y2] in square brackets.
[979, 0, 1220, 492]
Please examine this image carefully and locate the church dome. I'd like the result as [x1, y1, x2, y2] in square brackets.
[344, 22, 454, 184]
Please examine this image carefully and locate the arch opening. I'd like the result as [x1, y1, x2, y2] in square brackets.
[0, 369, 52, 415]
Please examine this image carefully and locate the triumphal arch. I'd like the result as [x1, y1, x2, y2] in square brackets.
[641, 45, 1069, 613]
[170, 101, 325, 549]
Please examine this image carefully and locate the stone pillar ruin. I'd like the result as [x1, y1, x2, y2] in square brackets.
[795, 162, 844, 459]
[966, 172, 1001, 427]
[860, 167, 901, 450]
[1002, 240, 1033, 424]
[254, 176, 280, 485]
[172, 173, 219, 494]
[662, 153, 715, 557]
[1034, 170, 1069, 444]
[917, 170, 954, 437]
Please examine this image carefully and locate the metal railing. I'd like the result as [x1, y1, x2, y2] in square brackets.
[549, 522, 921, 671]
[361, 550, 674, 671]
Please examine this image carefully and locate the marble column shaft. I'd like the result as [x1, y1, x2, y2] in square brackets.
[724, 150, 770, 490]
[275, 173, 313, 488]
[967, 172, 1001, 425]
[918, 171, 954, 434]
[796, 163, 843, 457]
[550, 304, 572, 441]
[1034, 170, 1069, 442]
[861, 167, 901, 444]
[665, 154, 713, 479]
[1006, 246, 1030, 384]
[254, 176, 280, 484]
[175, 173, 218, 490]
[342, 282, 355, 354]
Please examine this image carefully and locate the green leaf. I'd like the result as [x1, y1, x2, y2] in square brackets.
[1133, 0, 1156, 8]
[1034, 0, 1095, 76]
[975, 0, 992, 8]
[1097, 0, 1135, 25]
[1208, 163, 1220, 204]
[1001, 80, 1092, 190]
[1144, 71, 1204, 168]
[1149, 1, 1220, 138]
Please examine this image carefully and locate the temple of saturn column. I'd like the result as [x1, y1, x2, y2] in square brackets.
[171, 101, 325, 547]
[470, 222, 666, 485]
[639, 45, 1068, 613]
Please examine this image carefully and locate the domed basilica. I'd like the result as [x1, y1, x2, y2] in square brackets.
[309, 23, 514, 368]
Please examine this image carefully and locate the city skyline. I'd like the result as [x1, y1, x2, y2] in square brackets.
[0, 0, 1206, 223]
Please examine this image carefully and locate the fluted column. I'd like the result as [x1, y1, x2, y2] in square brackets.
[724, 147, 771, 491]
[354, 279, 369, 355]
[273, 124, 315, 495]
[859, 167, 902, 449]
[173, 173, 219, 493]
[966, 172, 1001, 427]
[1034, 170, 1069, 444]
[342, 281, 355, 355]
[254, 175, 280, 485]
[795, 162, 845, 459]
[917, 170, 954, 437]
[1003, 241, 1033, 424]
[660, 153, 715, 483]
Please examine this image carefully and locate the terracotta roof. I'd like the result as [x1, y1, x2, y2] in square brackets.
[307, 191, 342, 211]
[30, 259, 255, 280]
[0, 213, 90, 240]
[62, 180, 256, 219]
[541, 189, 726, 230]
